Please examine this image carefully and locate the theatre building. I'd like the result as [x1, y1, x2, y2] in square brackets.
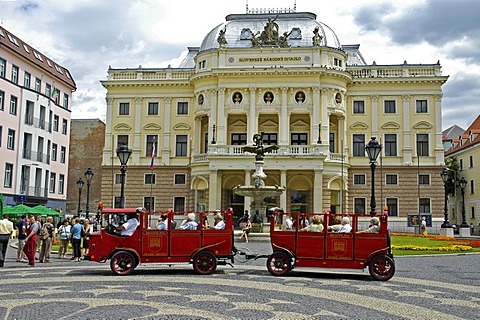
[100, 8, 448, 227]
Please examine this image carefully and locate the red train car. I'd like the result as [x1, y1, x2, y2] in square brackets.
[266, 212, 395, 280]
[87, 208, 235, 275]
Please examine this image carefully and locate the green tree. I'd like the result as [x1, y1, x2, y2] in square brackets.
[445, 157, 459, 195]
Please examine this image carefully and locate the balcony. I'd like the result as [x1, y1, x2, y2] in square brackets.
[24, 114, 51, 132]
[22, 149, 50, 164]
[20, 186, 47, 198]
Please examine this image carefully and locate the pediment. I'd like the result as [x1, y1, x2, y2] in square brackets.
[259, 119, 278, 131]
[413, 121, 433, 130]
[381, 122, 400, 130]
[230, 120, 247, 131]
[350, 122, 368, 130]
[114, 123, 132, 132]
[143, 123, 161, 131]
[291, 119, 309, 131]
[173, 123, 191, 131]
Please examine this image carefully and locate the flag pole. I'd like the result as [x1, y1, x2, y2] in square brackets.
[149, 138, 156, 212]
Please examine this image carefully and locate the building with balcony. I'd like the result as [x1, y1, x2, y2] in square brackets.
[445, 115, 480, 231]
[100, 9, 448, 226]
[0, 26, 76, 212]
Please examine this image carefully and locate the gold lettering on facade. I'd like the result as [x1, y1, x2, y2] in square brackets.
[237, 56, 302, 63]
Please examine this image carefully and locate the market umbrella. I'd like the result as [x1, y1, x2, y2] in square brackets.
[3, 204, 33, 216]
[30, 205, 61, 216]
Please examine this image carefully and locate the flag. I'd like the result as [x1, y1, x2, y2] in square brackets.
[150, 143, 155, 171]
[51, 86, 59, 104]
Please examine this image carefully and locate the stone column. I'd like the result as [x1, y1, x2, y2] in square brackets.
[321, 88, 329, 153]
[312, 87, 320, 144]
[162, 98, 171, 165]
[133, 98, 142, 164]
[208, 170, 218, 211]
[103, 98, 114, 165]
[210, 90, 217, 145]
[280, 170, 287, 210]
[434, 95, 444, 164]
[402, 95, 412, 164]
[313, 170, 323, 212]
[244, 170, 252, 211]
[217, 88, 226, 145]
[248, 87, 257, 143]
[371, 95, 379, 137]
[280, 87, 288, 145]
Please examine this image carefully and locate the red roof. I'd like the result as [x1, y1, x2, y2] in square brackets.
[445, 115, 480, 155]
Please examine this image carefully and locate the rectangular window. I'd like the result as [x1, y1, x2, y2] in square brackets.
[58, 174, 65, 194]
[469, 155, 473, 168]
[148, 102, 159, 115]
[53, 115, 59, 131]
[384, 100, 396, 113]
[0, 58, 6, 78]
[0, 90, 4, 110]
[386, 174, 398, 185]
[386, 198, 398, 216]
[472, 207, 475, 219]
[60, 146, 66, 163]
[353, 174, 366, 185]
[174, 174, 186, 185]
[177, 102, 188, 115]
[175, 135, 188, 157]
[7, 129, 15, 150]
[354, 198, 366, 214]
[119, 102, 130, 115]
[460, 159, 463, 171]
[262, 133, 277, 145]
[353, 134, 365, 157]
[144, 174, 156, 184]
[49, 172, 56, 193]
[174, 197, 185, 212]
[11, 65, 18, 84]
[4, 163, 13, 188]
[470, 180, 475, 194]
[24, 72, 31, 88]
[62, 119, 68, 135]
[114, 197, 122, 208]
[35, 78, 41, 92]
[9, 95, 17, 115]
[117, 135, 129, 148]
[329, 133, 335, 153]
[45, 83, 51, 97]
[353, 100, 364, 114]
[0, 126, 2, 147]
[144, 197, 155, 212]
[291, 133, 308, 145]
[384, 134, 397, 156]
[416, 100, 428, 113]
[416, 134, 429, 156]
[51, 143, 57, 161]
[146, 135, 158, 157]
[115, 174, 123, 184]
[419, 174, 430, 185]
[419, 198, 430, 213]
[63, 93, 69, 109]
[231, 133, 247, 145]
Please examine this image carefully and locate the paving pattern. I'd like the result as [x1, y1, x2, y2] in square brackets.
[0, 240, 478, 319]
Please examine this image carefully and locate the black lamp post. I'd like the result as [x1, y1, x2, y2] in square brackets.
[440, 168, 452, 228]
[76, 178, 84, 217]
[317, 122, 322, 144]
[84, 168, 94, 220]
[211, 123, 216, 144]
[365, 137, 382, 215]
[116, 143, 132, 208]
[459, 177, 468, 228]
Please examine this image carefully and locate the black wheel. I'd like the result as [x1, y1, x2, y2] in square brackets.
[267, 251, 291, 276]
[193, 251, 217, 275]
[368, 255, 395, 281]
[110, 251, 136, 276]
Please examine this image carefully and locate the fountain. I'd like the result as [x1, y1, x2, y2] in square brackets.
[233, 134, 285, 227]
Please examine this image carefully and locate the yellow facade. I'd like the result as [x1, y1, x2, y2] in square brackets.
[100, 11, 448, 225]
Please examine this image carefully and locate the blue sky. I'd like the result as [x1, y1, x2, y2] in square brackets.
[1, 0, 479, 130]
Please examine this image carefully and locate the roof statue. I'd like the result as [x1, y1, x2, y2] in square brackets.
[312, 26, 323, 46]
[217, 27, 227, 48]
[242, 133, 279, 161]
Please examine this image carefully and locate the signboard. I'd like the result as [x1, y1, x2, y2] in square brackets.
[407, 214, 432, 227]
[19, 195, 26, 203]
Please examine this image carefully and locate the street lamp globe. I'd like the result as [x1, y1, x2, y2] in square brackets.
[76, 178, 84, 191]
[365, 137, 382, 215]
[116, 143, 132, 166]
[84, 168, 94, 220]
[85, 168, 94, 182]
[459, 177, 468, 228]
[76, 178, 84, 217]
[440, 168, 450, 184]
[440, 168, 452, 228]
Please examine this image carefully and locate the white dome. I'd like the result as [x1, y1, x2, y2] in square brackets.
[200, 12, 341, 52]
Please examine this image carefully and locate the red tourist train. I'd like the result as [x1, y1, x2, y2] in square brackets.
[87, 208, 394, 280]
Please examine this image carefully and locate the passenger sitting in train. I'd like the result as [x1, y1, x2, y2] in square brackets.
[300, 215, 323, 232]
[155, 214, 168, 231]
[327, 216, 342, 232]
[338, 217, 352, 233]
[179, 213, 198, 230]
[285, 215, 294, 230]
[357, 217, 380, 234]
[207, 213, 225, 230]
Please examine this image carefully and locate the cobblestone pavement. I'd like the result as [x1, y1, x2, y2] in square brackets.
[0, 239, 479, 320]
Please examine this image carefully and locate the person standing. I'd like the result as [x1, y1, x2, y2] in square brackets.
[239, 218, 252, 242]
[34, 215, 43, 259]
[81, 219, 91, 259]
[24, 216, 39, 267]
[39, 216, 55, 263]
[0, 214, 14, 267]
[70, 218, 83, 262]
[57, 219, 71, 259]
[420, 217, 427, 236]
[16, 215, 28, 262]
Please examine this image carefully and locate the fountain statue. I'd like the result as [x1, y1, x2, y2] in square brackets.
[233, 134, 285, 226]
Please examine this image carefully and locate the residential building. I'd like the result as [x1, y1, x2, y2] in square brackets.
[445, 115, 480, 230]
[0, 26, 76, 212]
[442, 124, 464, 151]
[100, 8, 448, 230]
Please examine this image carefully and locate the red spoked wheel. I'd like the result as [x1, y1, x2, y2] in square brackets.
[193, 251, 217, 275]
[110, 251, 136, 276]
[368, 255, 395, 281]
[267, 251, 291, 276]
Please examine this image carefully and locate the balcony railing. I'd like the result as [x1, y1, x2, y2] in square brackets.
[24, 114, 51, 132]
[20, 186, 47, 198]
[22, 149, 50, 164]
